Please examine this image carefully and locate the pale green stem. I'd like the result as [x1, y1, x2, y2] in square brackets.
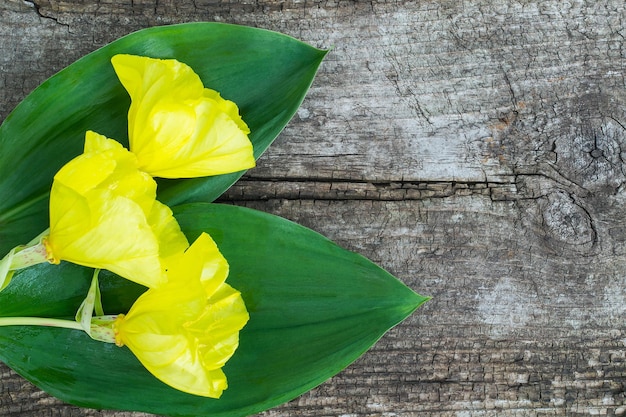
[9, 241, 49, 270]
[90, 315, 119, 344]
[0, 243, 119, 343]
[9, 229, 51, 270]
[0, 316, 83, 330]
[0, 315, 118, 344]
[0, 229, 51, 291]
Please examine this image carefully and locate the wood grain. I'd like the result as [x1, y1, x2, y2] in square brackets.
[1, 0, 626, 415]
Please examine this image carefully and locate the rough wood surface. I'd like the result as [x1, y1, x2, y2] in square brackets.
[2, 0, 626, 415]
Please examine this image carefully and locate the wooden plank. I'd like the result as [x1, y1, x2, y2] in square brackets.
[1, 0, 626, 415]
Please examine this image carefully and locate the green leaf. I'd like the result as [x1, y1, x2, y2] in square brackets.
[0, 203, 428, 416]
[0, 23, 326, 255]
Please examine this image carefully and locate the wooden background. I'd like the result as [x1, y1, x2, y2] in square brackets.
[1, 0, 626, 415]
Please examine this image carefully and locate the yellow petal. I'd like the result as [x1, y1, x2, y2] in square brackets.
[188, 283, 249, 369]
[55, 131, 157, 215]
[147, 200, 189, 264]
[121, 275, 204, 329]
[126, 331, 228, 398]
[141, 95, 255, 178]
[111, 54, 204, 106]
[47, 131, 169, 288]
[176, 232, 229, 297]
[48, 186, 165, 288]
[111, 54, 204, 157]
[53, 148, 117, 197]
[116, 233, 248, 398]
[111, 54, 255, 179]
[48, 182, 91, 258]
[203, 89, 250, 135]
[83, 130, 127, 153]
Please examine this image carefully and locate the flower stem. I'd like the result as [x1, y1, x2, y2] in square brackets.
[0, 229, 51, 291]
[0, 315, 118, 344]
[9, 242, 49, 270]
[0, 316, 83, 330]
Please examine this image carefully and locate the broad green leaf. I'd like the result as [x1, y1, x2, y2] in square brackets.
[0, 23, 326, 255]
[0, 203, 428, 417]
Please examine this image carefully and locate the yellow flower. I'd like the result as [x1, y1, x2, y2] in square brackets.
[46, 130, 188, 287]
[111, 54, 255, 179]
[112, 232, 249, 398]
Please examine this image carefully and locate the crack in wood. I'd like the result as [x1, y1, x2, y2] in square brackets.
[217, 177, 518, 202]
[22, 0, 70, 29]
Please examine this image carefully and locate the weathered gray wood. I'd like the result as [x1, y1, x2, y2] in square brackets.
[2, 0, 626, 415]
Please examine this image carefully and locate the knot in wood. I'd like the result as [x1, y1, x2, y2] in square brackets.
[551, 94, 626, 193]
[539, 191, 596, 254]
[590, 148, 604, 159]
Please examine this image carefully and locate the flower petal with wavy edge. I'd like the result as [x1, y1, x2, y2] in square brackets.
[113, 232, 249, 398]
[147, 200, 189, 264]
[111, 54, 255, 179]
[47, 131, 188, 288]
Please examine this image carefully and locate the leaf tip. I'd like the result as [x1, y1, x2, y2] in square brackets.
[408, 291, 431, 313]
